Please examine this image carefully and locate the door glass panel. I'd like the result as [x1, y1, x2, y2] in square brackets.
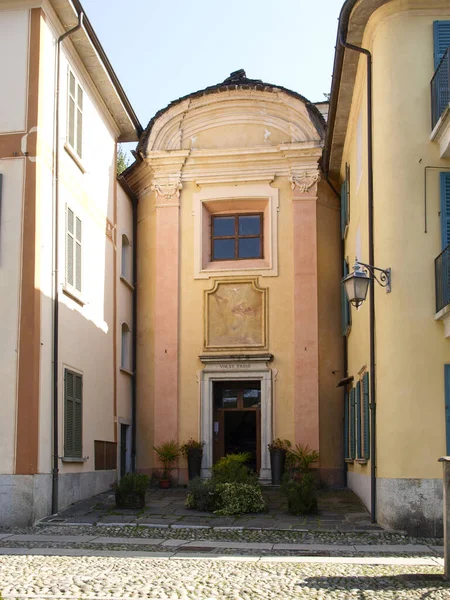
[215, 389, 238, 409]
[243, 388, 261, 408]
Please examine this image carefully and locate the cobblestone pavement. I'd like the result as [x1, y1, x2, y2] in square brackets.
[0, 554, 448, 599]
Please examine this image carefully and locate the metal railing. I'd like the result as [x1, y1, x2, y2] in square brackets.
[431, 47, 450, 130]
[436, 243, 450, 313]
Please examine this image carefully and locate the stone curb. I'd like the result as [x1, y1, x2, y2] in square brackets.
[0, 547, 443, 566]
[0, 533, 444, 555]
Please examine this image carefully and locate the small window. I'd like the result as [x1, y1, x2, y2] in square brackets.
[64, 369, 82, 458]
[121, 234, 131, 281]
[211, 214, 263, 261]
[67, 69, 83, 159]
[66, 206, 82, 293]
[121, 323, 131, 371]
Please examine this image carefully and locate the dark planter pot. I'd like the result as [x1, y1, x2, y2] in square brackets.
[159, 479, 171, 489]
[187, 449, 203, 480]
[115, 490, 145, 509]
[270, 449, 286, 485]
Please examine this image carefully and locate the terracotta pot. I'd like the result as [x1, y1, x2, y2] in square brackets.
[159, 479, 171, 489]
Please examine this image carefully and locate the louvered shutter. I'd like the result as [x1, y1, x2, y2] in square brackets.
[441, 173, 450, 250]
[340, 178, 347, 239]
[75, 216, 82, 292]
[349, 387, 356, 460]
[64, 370, 74, 456]
[66, 208, 74, 287]
[363, 372, 370, 459]
[434, 21, 450, 69]
[76, 85, 83, 158]
[356, 381, 362, 459]
[344, 389, 349, 459]
[445, 366, 450, 455]
[73, 373, 82, 457]
[342, 260, 351, 336]
[68, 71, 76, 149]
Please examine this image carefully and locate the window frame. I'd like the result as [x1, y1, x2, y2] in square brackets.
[121, 323, 131, 372]
[67, 68, 84, 160]
[211, 213, 264, 262]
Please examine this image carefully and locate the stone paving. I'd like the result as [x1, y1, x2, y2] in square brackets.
[0, 487, 447, 598]
[40, 486, 385, 532]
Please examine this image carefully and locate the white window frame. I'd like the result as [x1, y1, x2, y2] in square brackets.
[121, 323, 131, 372]
[67, 68, 84, 159]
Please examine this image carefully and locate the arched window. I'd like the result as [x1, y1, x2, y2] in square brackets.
[121, 323, 131, 371]
[121, 234, 131, 281]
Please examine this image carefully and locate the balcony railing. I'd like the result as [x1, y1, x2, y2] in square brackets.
[431, 47, 450, 130]
[436, 244, 450, 313]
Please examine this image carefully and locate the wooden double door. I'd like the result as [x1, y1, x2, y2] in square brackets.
[213, 381, 261, 474]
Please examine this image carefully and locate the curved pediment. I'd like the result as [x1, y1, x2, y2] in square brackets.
[139, 74, 325, 155]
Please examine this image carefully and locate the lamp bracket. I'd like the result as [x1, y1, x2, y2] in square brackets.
[357, 261, 391, 293]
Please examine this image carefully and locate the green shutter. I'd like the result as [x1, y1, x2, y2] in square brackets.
[340, 178, 347, 239]
[349, 387, 356, 460]
[64, 369, 82, 458]
[356, 381, 362, 459]
[441, 173, 450, 249]
[342, 260, 351, 336]
[344, 389, 349, 459]
[434, 21, 450, 69]
[363, 372, 370, 459]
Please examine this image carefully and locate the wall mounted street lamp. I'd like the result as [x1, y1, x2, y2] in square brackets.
[343, 260, 391, 307]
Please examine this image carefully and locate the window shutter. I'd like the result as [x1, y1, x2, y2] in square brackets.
[342, 260, 351, 336]
[441, 173, 450, 250]
[68, 71, 76, 148]
[434, 21, 450, 69]
[349, 387, 356, 459]
[66, 208, 74, 287]
[64, 370, 74, 456]
[340, 178, 347, 239]
[73, 373, 82, 457]
[75, 216, 82, 292]
[356, 381, 362, 459]
[344, 389, 349, 459]
[363, 372, 370, 459]
[76, 85, 83, 158]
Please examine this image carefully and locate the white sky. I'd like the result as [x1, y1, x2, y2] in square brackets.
[81, 0, 343, 144]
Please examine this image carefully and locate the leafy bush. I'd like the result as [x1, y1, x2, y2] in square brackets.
[268, 438, 292, 452]
[185, 477, 218, 512]
[211, 452, 258, 485]
[214, 482, 266, 516]
[115, 473, 149, 509]
[287, 444, 319, 474]
[281, 473, 318, 515]
[153, 440, 180, 479]
[180, 439, 204, 458]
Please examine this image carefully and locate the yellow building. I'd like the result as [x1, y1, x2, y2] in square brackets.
[325, 0, 450, 536]
[125, 71, 344, 487]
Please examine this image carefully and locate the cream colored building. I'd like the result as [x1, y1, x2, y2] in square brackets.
[125, 71, 344, 487]
[325, 0, 450, 536]
[0, 0, 140, 526]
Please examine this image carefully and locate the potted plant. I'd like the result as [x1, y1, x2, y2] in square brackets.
[268, 438, 291, 485]
[115, 473, 149, 509]
[180, 438, 204, 480]
[287, 443, 319, 480]
[153, 439, 180, 488]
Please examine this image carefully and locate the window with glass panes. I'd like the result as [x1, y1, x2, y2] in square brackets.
[211, 214, 263, 260]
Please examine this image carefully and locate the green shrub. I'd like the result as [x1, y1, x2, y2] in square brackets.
[281, 473, 318, 515]
[115, 473, 149, 509]
[214, 482, 266, 516]
[185, 476, 218, 511]
[287, 444, 319, 474]
[211, 452, 258, 485]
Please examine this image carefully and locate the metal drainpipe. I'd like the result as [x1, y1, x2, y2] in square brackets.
[339, 31, 377, 523]
[118, 175, 138, 472]
[52, 11, 84, 516]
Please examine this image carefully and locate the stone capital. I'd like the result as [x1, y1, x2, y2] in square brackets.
[290, 170, 321, 199]
[151, 179, 183, 207]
